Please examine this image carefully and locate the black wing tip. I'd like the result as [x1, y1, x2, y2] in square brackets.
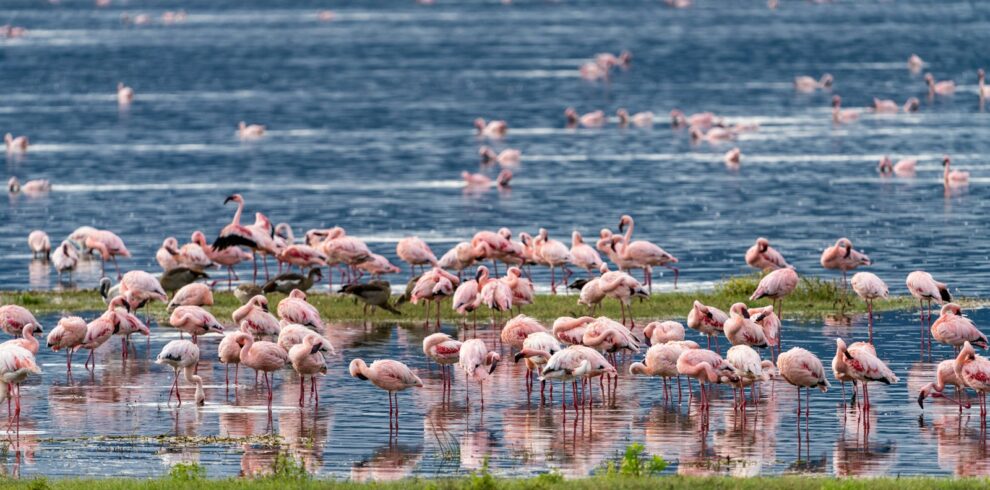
[214, 234, 256, 251]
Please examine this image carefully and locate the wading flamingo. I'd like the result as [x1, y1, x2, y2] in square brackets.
[833, 338, 898, 415]
[850, 272, 888, 343]
[918, 359, 970, 413]
[953, 342, 990, 420]
[218, 331, 250, 390]
[723, 303, 768, 349]
[289, 334, 332, 406]
[687, 300, 728, 352]
[396, 237, 437, 279]
[514, 331, 561, 402]
[459, 339, 500, 408]
[46, 316, 87, 374]
[642, 320, 685, 346]
[931, 304, 988, 351]
[906, 270, 951, 349]
[777, 347, 829, 439]
[237, 335, 288, 405]
[820, 238, 870, 287]
[169, 306, 225, 343]
[423, 333, 461, 401]
[349, 358, 423, 432]
[156, 340, 205, 406]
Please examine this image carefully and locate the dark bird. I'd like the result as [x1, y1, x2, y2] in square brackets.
[160, 268, 209, 293]
[234, 283, 264, 304]
[341, 281, 401, 315]
[262, 268, 322, 294]
[395, 275, 422, 306]
[567, 278, 589, 291]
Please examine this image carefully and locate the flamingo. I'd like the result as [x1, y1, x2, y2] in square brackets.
[277, 289, 325, 333]
[459, 339, 500, 408]
[479, 269, 512, 325]
[169, 306, 225, 343]
[877, 156, 917, 177]
[156, 237, 180, 271]
[218, 331, 250, 390]
[27, 231, 50, 260]
[156, 340, 205, 406]
[642, 320, 685, 346]
[438, 242, 480, 279]
[794, 73, 833, 92]
[85, 230, 131, 279]
[213, 194, 270, 282]
[452, 268, 483, 325]
[410, 267, 460, 327]
[723, 303, 768, 349]
[820, 237, 870, 287]
[233, 295, 281, 340]
[423, 333, 461, 401]
[906, 270, 951, 349]
[850, 272, 888, 343]
[745, 237, 790, 272]
[51, 240, 79, 282]
[907, 54, 924, 72]
[871, 98, 899, 113]
[726, 344, 770, 410]
[0, 305, 43, 337]
[903, 97, 920, 112]
[630, 341, 695, 402]
[167, 283, 214, 312]
[831, 95, 859, 124]
[119, 270, 167, 314]
[349, 358, 423, 431]
[109, 298, 149, 358]
[833, 338, 898, 413]
[687, 300, 728, 352]
[501, 266, 535, 310]
[276, 245, 326, 272]
[2, 324, 42, 355]
[501, 315, 549, 351]
[690, 125, 734, 144]
[8, 177, 51, 195]
[514, 331, 561, 402]
[942, 155, 970, 186]
[669, 109, 718, 128]
[117, 82, 133, 105]
[564, 108, 605, 128]
[551, 316, 596, 346]
[598, 263, 649, 328]
[569, 231, 602, 276]
[534, 228, 572, 294]
[396, 237, 437, 278]
[750, 266, 798, 327]
[238, 122, 265, 139]
[47, 316, 87, 374]
[925, 73, 955, 97]
[275, 324, 330, 354]
[237, 335, 288, 405]
[289, 334, 332, 406]
[474, 118, 508, 138]
[918, 359, 971, 413]
[748, 305, 780, 360]
[4, 133, 28, 153]
[930, 304, 988, 351]
[832, 340, 874, 407]
[953, 342, 990, 420]
[724, 147, 741, 167]
[577, 277, 605, 314]
[616, 215, 679, 290]
[0, 345, 41, 429]
[676, 348, 737, 412]
[777, 347, 830, 437]
[979, 69, 990, 104]
[462, 169, 512, 189]
[616, 109, 654, 127]
[192, 230, 251, 289]
[81, 309, 119, 371]
[540, 345, 615, 411]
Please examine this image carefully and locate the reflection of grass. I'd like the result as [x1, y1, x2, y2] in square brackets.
[8, 273, 973, 325]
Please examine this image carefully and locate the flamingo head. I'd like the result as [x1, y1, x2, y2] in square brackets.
[617, 215, 633, 233]
[820, 73, 833, 88]
[224, 193, 243, 205]
[755, 237, 769, 252]
[940, 303, 962, 316]
[616, 108, 629, 121]
[831, 95, 841, 107]
[878, 156, 892, 174]
[564, 107, 577, 122]
[348, 359, 368, 380]
[496, 169, 512, 186]
[7, 177, 19, 192]
[729, 303, 750, 318]
[475, 266, 488, 282]
[618, 50, 632, 64]
[957, 342, 976, 365]
[924, 73, 934, 85]
[835, 337, 849, 357]
[250, 295, 269, 312]
[942, 155, 951, 167]
[289, 289, 307, 300]
[162, 237, 179, 254]
[980, 68, 986, 81]
[598, 263, 609, 275]
[473, 118, 485, 131]
[904, 97, 920, 112]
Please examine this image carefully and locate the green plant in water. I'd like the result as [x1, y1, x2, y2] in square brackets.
[603, 443, 667, 478]
[467, 458, 496, 490]
[168, 462, 206, 481]
[26, 478, 50, 490]
[268, 450, 309, 481]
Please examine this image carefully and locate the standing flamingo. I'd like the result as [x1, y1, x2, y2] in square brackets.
[918, 359, 971, 413]
[794, 73, 833, 92]
[820, 237, 870, 287]
[831, 95, 859, 124]
[459, 339, 500, 409]
[289, 334, 331, 406]
[233, 295, 281, 340]
[4, 133, 29, 153]
[0, 345, 41, 430]
[119, 270, 168, 313]
[46, 316, 87, 374]
[551, 316, 596, 346]
[479, 269, 512, 325]
[723, 303, 768, 349]
[501, 266, 535, 310]
[167, 283, 214, 312]
[850, 272, 888, 343]
[410, 267, 460, 327]
[925, 73, 955, 97]
[423, 333, 461, 401]
[534, 228, 572, 294]
[630, 341, 696, 402]
[277, 289, 325, 333]
[686, 300, 728, 352]
[598, 263, 649, 328]
[218, 331, 250, 390]
[930, 304, 988, 351]
[452, 268, 483, 325]
[27, 231, 50, 260]
[833, 338, 898, 413]
[237, 335, 289, 405]
[213, 194, 269, 282]
[156, 340, 205, 406]
[745, 237, 790, 271]
[85, 230, 131, 279]
[777, 347, 829, 439]
[748, 305, 780, 360]
[906, 270, 951, 349]
[726, 344, 770, 410]
[349, 358, 423, 432]
[51, 241, 79, 282]
[569, 231, 602, 276]
[0, 305, 43, 337]
[396, 237, 437, 279]
[953, 342, 990, 421]
[169, 306, 225, 343]
[676, 348, 737, 413]
[514, 331, 561, 402]
[616, 215, 679, 290]
[832, 340, 874, 407]
[117, 82, 134, 105]
[192, 230, 251, 289]
[2, 324, 42, 354]
[642, 320, 685, 345]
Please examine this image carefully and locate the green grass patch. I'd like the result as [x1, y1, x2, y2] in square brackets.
[5, 273, 971, 325]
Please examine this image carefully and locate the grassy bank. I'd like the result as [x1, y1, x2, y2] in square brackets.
[0, 274, 954, 325]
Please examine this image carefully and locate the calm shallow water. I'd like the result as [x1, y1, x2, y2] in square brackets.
[0, 308, 985, 479]
[2, 0, 990, 295]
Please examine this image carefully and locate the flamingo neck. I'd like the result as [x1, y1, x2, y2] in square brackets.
[239, 337, 253, 363]
[232, 199, 244, 226]
[703, 363, 718, 383]
[622, 220, 633, 243]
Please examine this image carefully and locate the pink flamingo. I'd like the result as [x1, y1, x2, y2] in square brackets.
[320, 227, 373, 284]
[832, 340, 873, 407]
[349, 358, 423, 431]
[918, 359, 971, 413]
[248, 212, 280, 279]
[396, 236, 437, 278]
[723, 303, 768, 349]
[903, 97, 920, 112]
[85, 230, 131, 278]
[276, 324, 333, 354]
[0, 345, 40, 429]
[631, 341, 695, 402]
[237, 121, 265, 139]
[676, 348, 737, 412]
[794, 73, 833, 92]
[277, 289, 325, 333]
[598, 263, 649, 328]
[27, 231, 50, 260]
[81, 309, 118, 370]
[749, 305, 780, 360]
[907, 54, 924, 72]
[276, 245, 327, 272]
[690, 125, 734, 143]
[156, 237, 180, 271]
[8, 177, 51, 194]
[119, 270, 167, 313]
[214, 194, 270, 282]
[218, 331, 249, 390]
[569, 231, 602, 276]
[462, 169, 512, 188]
[724, 147, 741, 167]
[777, 347, 829, 436]
[109, 297, 149, 358]
[46, 316, 87, 373]
[2, 324, 42, 355]
[237, 335, 288, 404]
[471, 230, 510, 275]
[877, 156, 917, 177]
[820, 237, 870, 286]
[423, 333, 461, 401]
[931, 304, 988, 351]
[501, 314, 549, 351]
[942, 155, 970, 186]
[831, 95, 859, 124]
[117, 82, 133, 105]
[452, 268, 483, 325]
[726, 344, 771, 410]
[925, 73, 955, 97]
[479, 269, 512, 325]
[687, 300, 728, 352]
[642, 320, 684, 345]
[616, 215, 679, 290]
[514, 331, 561, 402]
[540, 345, 615, 411]
[0, 305, 43, 337]
[156, 340, 205, 406]
[953, 342, 990, 420]
[745, 237, 790, 271]
[289, 334, 332, 406]
[534, 228, 572, 294]
[850, 272, 888, 343]
[233, 295, 281, 340]
[577, 277, 605, 314]
[51, 240, 79, 282]
[410, 267, 460, 327]
[564, 108, 605, 128]
[834, 338, 898, 413]
[501, 266, 535, 310]
[459, 339, 500, 408]
[906, 270, 951, 348]
[192, 230, 250, 289]
[579, 62, 607, 81]
[670, 109, 718, 129]
[871, 97, 899, 113]
[169, 306, 225, 343]
[355, 253, 400, 279]
[616, 108, 654, 127]
[552, 316, 596, 346]
[167, 283, 214, 312]
[474, 118, 508, 138]
[4, 133, 28, 153]
[749, 266, 798, 326]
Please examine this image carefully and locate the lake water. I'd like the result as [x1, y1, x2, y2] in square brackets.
[0, 308, 985, 479]
[2, 0, 990, 480]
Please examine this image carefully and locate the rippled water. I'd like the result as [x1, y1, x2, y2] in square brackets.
[3, 0, 990, 295]
[0, 308, 984, 479]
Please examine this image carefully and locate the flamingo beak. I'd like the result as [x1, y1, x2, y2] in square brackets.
[310, 343, 322, 354]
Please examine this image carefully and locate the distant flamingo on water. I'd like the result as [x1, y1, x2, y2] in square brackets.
[942, 155, 969, 187]
[979, 69, 990, 106]
[831, 95, 859, 124]
[877, 156, 916, 177]
[474, 118, 508, 138]
[850, 272, 888, 343]
[237, 121, 265, 139]
[4, 133, 28, 153]
[925, 73, 955, 97]
[564, 108, 605, 128]
[349, 359, 423, 432]
[794, 73, 832, 92]
[117, 82, 133, 105]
